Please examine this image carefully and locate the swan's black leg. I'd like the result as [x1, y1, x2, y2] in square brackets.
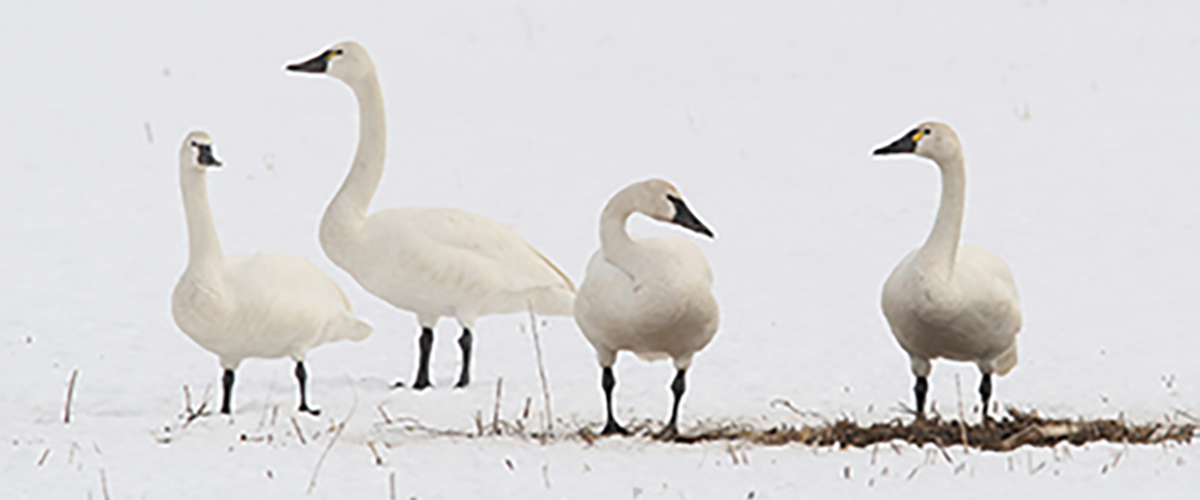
[296, 361, 321, 416]
[220, 369, 235, 415]
[661, 368, 687, 438]
[454, 328, 472, 388]
[914, 375, 928, 419]
[979, 372, 993, 422]
[412, 327, 434, 390]
[600, 366, 628, 435]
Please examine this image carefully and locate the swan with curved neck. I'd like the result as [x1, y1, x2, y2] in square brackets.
[873, 122, 1022, 421]
[171, 131, 372, 416]
[574, 179, 719, 437]
[286, 42, 576, 390]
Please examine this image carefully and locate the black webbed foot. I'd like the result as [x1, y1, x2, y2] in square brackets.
[601, 419, 630, 436]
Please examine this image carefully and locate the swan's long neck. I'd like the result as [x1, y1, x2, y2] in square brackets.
[599, 194, 639, 267]
[180, 168, 224, 281]
[320, 72, 387, 263]
[917, 151, 966, 277]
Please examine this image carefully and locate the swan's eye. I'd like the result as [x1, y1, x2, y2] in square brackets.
[923, 129, 931, 135]
[334, 49, 344, 55]
[190, 141, 197, 147]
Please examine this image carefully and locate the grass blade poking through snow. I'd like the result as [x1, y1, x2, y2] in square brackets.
[527, 301, 553, 437]
[63, 369, 78, 424]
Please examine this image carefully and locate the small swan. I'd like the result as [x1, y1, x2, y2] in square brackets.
[171, 131, 372, 416]
[285, 42, 576, 390]
[574, 179, 719, 436]
[872, 122, 1022, 421]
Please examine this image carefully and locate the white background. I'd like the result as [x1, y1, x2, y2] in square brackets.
[2, 1, 1199, 498]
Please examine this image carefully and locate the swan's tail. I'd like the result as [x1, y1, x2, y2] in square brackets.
[528, 244, 577, 293]
[322, 311, 373, 343]
[481, 285, 576, 318]
[992, 343, 1018, 376]
[527, 286, 576, 317]
[635, 351, 671, 362]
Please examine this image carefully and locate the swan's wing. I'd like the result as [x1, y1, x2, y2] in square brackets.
[576, 240, 718, 362]
[957, 245, 1023, 335]
[215, 253, 366, 355]
[223, 253, 357, 326]
[960, 246, 1021, 307]
[224, 254, 337, 301]
[356, 207, 575, 317]
[364, 207, 574, 289]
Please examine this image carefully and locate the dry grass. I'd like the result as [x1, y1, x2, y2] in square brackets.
[376, 407, 1195, 453]
[583, 408, 1197, 451]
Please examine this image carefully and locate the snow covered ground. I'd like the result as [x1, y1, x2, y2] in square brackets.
[3, 1, 1200, 498]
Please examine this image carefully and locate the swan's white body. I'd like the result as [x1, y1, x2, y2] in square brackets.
[171, 131, 371, 413]
[172, 131, 371, 369]
[882, 245, 1021, 376]
[332, 205, 575, 328]
[874, 122, 1021, 417]
[576, 231, 718, 371]
[172, 252, 371, 369]
[574, 179, 718, 435]
[287, 42, 574, 387]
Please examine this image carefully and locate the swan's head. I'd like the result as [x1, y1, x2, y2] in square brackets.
[179, 131, 222, 172]
[286, 41, 375, 83]
[626, 179, 714, 238]
[873, 121, 961, 163]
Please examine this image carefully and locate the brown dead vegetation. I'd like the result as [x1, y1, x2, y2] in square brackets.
[373, 406, 1196, 452]
[570, 408, 1196, 451]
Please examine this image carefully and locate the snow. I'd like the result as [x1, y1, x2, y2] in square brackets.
[3, 1, 1200, 498]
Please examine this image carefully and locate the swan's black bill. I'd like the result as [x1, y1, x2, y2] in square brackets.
[668, 194, 714, 238]
[197, 144, 222, 167]
[873, 129, 921, 155]
[286, 50, 333, 73]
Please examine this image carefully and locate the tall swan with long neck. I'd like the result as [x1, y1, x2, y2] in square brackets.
[172, 131, 372, 416]
[873, 122, 1022, 421]
[574, 179, 719, 437]
[285, 42, 575, 389]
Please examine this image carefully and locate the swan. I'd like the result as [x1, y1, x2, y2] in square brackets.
[574, 179, 719, 437]
[872, 122, 1022, 421]
[285, 42, 576, 390]
[171, 131, 372, 416]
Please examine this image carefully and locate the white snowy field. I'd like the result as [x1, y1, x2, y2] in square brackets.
[3, 0, 1200, 498]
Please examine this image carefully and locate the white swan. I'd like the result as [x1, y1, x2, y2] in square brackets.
[285, 42, 576, 389]
[873, 122, 1022, 421]
[171, 131, 372, 416]
[574, 179, 719, 436]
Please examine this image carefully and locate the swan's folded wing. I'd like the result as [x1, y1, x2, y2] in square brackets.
[356, 207, 576, 317]
[369, 207, 576, 291]
[957, 245, 1023, 336]
[222, 253, 359, 322]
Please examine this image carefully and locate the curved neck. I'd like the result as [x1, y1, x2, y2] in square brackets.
[917, 151, 966, 277]
[320, 72, 387, 257]
[599, 195, 638, 264]
[180, 168, 224, 277]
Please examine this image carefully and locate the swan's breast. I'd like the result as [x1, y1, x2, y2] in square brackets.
[172, 267, 230, 345]
[181, 253, 355, 359]
[882, 247, 1021, 361]
[576, 239, 718, 357]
